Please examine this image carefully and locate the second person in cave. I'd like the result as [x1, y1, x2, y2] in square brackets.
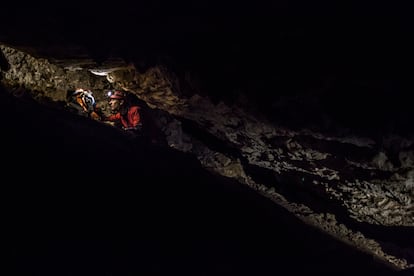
[103, 90, 142, 136]
[102, 90, 165, 144]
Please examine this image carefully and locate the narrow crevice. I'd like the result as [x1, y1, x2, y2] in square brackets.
[179, 116, 242, 159]
[241, 161, 413, 256]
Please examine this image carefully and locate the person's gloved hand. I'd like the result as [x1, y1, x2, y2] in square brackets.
[90, 111, 101, 121]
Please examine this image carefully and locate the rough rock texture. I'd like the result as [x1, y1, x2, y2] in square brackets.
[1, 3, 413, 273]
[3, 82, 408, 276]
[1, 43, 413, 272]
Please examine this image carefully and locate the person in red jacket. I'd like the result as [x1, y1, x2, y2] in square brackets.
[104, 90, 142, 135]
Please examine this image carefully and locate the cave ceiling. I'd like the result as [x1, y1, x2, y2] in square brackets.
[1, 2, 413, 272]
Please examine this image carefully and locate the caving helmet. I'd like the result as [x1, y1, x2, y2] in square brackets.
[72, 88, 96, 112]
[107, 90, 125, 100]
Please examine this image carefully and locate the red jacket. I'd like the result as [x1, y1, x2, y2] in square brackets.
[106, 105, 141, 129]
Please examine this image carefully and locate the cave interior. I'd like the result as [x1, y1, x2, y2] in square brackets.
[2, 2, 414, 276]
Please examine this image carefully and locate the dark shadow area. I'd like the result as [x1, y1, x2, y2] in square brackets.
[179, 116, 241, 158]
[0, 48, 10, 71]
